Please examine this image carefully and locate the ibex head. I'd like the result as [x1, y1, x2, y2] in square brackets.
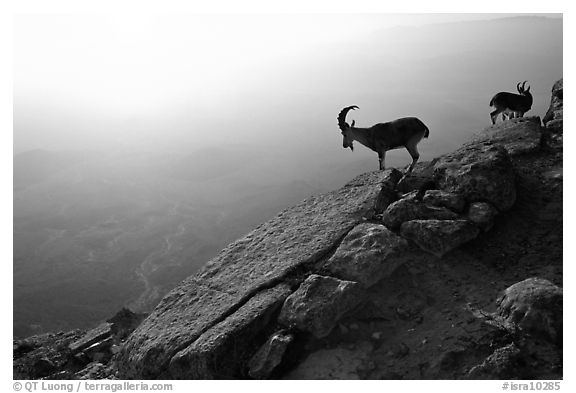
[337, 105, 359, 151]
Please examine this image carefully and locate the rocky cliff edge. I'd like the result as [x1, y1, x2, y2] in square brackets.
[14, 79, 563, 380]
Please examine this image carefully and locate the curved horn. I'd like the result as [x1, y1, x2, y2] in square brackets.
[521, 81, 527, 92]
[337, 105, 359, 131]
[525, 84, 530, 93]
[517, 82, 523, 93]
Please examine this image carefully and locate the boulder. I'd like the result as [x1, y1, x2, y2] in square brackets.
[373, 169, 403, 213]
[382, 196, 460, 230]
[278, 275, 365, 338]
[434, 144, 516, 211]
[396, 161, 437, 194]
[248, 331, 294, 379]
[400, 219, 480, 257]
[323, 223, 424, 287]
[467, 202, 499, 231]
[168, 284, 292, 379]
[496, 278, 562, 344]
[422, 190, 466, 213]
[118, 170, 389, 378]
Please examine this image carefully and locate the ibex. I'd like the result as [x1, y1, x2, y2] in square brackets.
[337, 106, 429, 173]
[489, 81, 533, 124]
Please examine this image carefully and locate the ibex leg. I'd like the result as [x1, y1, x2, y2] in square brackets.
[378, 150, 386, 170]
[405, 143, 420, 174]
[490, 109, 501, 125]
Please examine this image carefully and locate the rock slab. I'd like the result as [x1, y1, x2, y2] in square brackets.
[69, 323, 112, 354]
[168, 284, 291, 379]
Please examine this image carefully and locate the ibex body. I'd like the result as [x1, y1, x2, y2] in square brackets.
[489, 81, 533, 124]
[337, 106, 429, 173]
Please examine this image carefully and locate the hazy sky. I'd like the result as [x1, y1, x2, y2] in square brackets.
[14, 13, 562, 154]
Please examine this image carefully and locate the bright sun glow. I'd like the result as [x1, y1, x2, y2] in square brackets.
[15, 14, 383, 115]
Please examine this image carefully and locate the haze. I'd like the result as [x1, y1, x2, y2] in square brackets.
[13, 14, 562, 337]
[14, 13, 561, 155]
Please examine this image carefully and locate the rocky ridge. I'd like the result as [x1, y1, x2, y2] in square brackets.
[14, 79, 563, 380]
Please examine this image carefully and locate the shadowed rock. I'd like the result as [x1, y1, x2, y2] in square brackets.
[467, 343, 522, 379]
[278, 275, 365, 338]
[396, 161, 436, 195]
[467, 202, 499, 231]
[400, 219, 480, 257]
[248, 330, 294, 379]
[423, 190, 466, 213]
[106, 308, 147, 341]
[118, 171, 389, 378]
[382, 195, 460, 230]
[543, 79, 563, 145]
[434, 144, 516, 211]
[543, 79, 563, 125]
[373, 168, 403, 213]
[323, 223, 424, 287]
[497, 278, 562, 345]
[283, 341, 374, 379]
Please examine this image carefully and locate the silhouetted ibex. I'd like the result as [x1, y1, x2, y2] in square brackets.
[337, 106, 429, 173]
[489, 81, 533, 124]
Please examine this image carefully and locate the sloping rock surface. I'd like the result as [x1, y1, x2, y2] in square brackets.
[118, 171, 389, 378]
[14, 79, 563, 381]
